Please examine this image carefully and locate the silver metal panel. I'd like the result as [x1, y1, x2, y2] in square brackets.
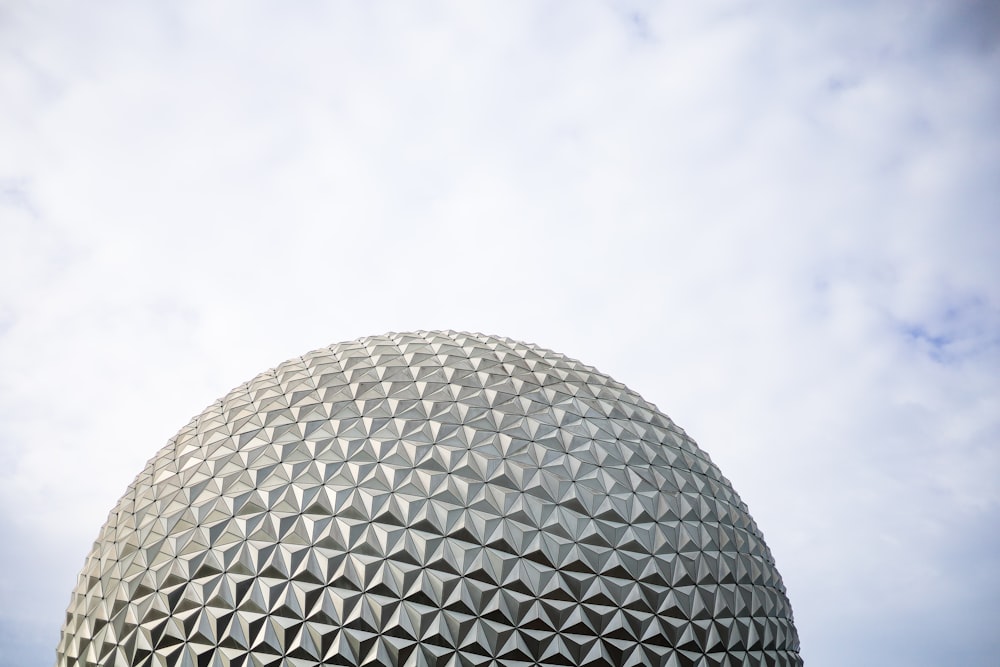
[56, 331, 801, 666]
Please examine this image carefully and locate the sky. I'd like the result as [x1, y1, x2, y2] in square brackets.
[1, 1, 998, 665]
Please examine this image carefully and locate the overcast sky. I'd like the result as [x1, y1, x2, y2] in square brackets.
[2, 1, 998, 665]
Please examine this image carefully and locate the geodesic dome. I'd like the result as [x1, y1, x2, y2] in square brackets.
[56, 331, 801, 667]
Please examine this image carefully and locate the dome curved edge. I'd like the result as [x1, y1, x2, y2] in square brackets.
[56, 330, 801, 667]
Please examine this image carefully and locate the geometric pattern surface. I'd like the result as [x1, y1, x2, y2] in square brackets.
[56, 331, 802, 667]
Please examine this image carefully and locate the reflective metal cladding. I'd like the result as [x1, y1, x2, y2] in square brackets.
[56, 331, 801, 666]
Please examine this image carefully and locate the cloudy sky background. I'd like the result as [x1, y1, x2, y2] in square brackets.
[1, 1, 998, 665]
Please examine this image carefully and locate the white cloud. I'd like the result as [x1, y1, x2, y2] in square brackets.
[1, 1, 997, 665]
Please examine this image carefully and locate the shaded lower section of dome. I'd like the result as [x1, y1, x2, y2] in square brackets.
[56, 331, 801, 667]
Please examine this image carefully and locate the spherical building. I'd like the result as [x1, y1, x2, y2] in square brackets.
[56, 331, 801, 667]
